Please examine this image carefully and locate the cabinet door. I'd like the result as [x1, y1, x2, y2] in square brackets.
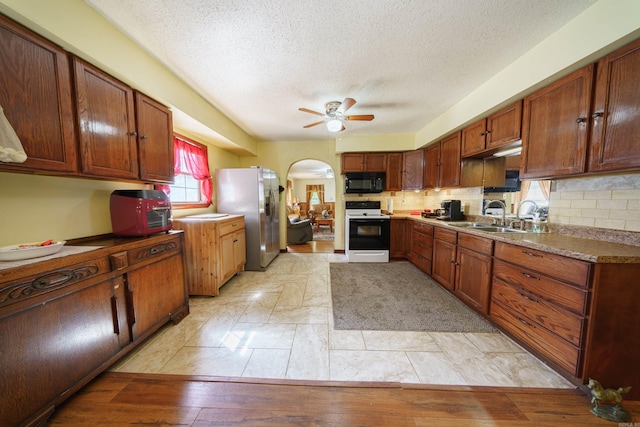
[389, 219, 406, 258]
[234, 228, 247, 269]
[126, 253, 186, 340]
[432, 238, 456, 291]
[455, 246, 492, 314]
[0, 278, 122, 427]
[486, 101, 522, 151]
[461, 119, 487, 157]
[402, 149, 424, 190]
[135, 92, 174, 183]
[0, 15, 77, 173]
[423, 144, 440, 189]
[385, 152, 403, 191]
[439, 132, 461, 188]
[589, 38, 640, 173]
[341, 153, 364, 172]
[364, 153, 387, 172]
[521, 65, 593, 179]
[74, 57, 139, 180]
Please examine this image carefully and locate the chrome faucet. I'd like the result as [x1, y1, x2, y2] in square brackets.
[516, 200, 539, 220]
[486, 200, 507, 226]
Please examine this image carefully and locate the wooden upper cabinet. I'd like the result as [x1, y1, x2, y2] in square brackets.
[461, 119, 487, 157]
[341, 152, 387, 173]
[461, 101, 522, 158]
[0, 15, 77, 173]
[135, 92, 174, 183]
[439, 132, 462, 187]
[423, 143, 440, 189]
[365, 152, 387, 172]
[486, 101, 522, 151]
[521, 65, 594, 179]
[402, 149, 424, 190]
[341, 153, 364, 172]
[74, 57, 139, 180]
[385, 152, 403, 191]
[589, 38, 640, 173]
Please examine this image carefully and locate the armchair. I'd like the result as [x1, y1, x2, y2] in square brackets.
[287, 217, 313, 244]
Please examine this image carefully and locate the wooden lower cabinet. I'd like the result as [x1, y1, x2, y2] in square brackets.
[0, 232, 189, 427]
[173, 215, 246, 296]
[410, 221, 433, 274]
[431, 227, 457, 291]
[454, 233, 493, 314]
[490, 241, 640, 399]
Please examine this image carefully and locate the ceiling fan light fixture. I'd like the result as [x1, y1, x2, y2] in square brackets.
[326, 119, 342, 132]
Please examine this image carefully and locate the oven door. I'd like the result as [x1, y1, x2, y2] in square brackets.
[347, 218, 390, 250]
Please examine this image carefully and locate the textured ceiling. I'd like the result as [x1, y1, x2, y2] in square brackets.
[86, 0, 597, 143]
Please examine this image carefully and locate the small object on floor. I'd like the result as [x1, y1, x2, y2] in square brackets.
[588, 378, 632, 422]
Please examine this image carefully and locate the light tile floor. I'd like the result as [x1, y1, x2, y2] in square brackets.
[111, 252, 574, 389]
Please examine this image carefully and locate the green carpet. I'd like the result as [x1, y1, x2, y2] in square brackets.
[330, 261, 497, 333]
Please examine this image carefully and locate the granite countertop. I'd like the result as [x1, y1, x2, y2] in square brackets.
[390, 212, 640, 264]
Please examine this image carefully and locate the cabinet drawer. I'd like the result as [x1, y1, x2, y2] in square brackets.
[413, 221, 433, 236]
[491, 278, 585, 346]
[0, 257, 111, 310]
[491, 301, 581, 376]
[128, 237, 182, 266]
[220, 218, 245, 236]
[494, 242, 590, 288]
[492, 259, 587, 314]
[412, 253, 432, 275]
[458, 232, 493, 256]
[412, 232, 433, 260]
[434, 227, 457, 244]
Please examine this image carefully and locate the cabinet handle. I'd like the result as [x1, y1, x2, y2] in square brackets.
[521, 272, 540, 281]
[449, 259, 456, 264]
[130, 131, 138, 136]
[592, 112, 603, 118]
[576, 117, 586, 123]
[516, 316, 533, 327]
[141, 135, 148, 140]
[519, 292, 539, 303]
[111, 296, 120, 335]
[485, 130, 491, 134]
[521, 250, 542, 258]
[479, 132, 485, 136]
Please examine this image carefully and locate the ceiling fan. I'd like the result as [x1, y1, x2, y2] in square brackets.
[299, 98, 374, 132]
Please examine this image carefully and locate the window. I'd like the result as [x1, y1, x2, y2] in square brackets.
[157, 134, 212, 209]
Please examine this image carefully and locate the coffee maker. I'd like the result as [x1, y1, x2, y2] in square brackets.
[437, 200, 464, 221]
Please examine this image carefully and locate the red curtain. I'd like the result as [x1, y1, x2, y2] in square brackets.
[158, 136, 212, 204]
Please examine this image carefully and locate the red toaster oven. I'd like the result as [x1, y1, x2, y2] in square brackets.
[110, 190, 172, 236]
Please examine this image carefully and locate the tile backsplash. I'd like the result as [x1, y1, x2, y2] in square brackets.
[549, 173, 640, 232]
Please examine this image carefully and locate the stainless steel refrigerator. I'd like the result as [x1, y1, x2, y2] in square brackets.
[215, 167, 280, 271]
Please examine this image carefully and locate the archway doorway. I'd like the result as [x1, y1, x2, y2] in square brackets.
[285, 159, 335, 253]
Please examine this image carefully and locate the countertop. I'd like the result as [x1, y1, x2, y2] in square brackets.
[390, 212, 640, 264]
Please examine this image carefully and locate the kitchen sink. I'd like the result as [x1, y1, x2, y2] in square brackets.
[445, 222, 528, 233]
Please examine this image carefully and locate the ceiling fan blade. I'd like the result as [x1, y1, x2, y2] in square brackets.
[337, 98, 356, 114]
[345, 114, 374, 121]
[298, 107, 324, 116]
[303, 120, 325, 128]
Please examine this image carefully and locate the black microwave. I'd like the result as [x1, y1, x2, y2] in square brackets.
[345, 172, 385, 193]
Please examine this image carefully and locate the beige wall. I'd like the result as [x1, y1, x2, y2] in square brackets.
[238, 140, 344, 249]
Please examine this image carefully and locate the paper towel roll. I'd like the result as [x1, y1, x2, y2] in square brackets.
[387, 198, 393, 214]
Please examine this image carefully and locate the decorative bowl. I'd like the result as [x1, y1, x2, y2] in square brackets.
[0, 241, 66, 262]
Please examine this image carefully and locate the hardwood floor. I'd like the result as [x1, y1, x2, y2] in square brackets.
[49, 372, 639, 426]
[287, 239, 335, 253]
